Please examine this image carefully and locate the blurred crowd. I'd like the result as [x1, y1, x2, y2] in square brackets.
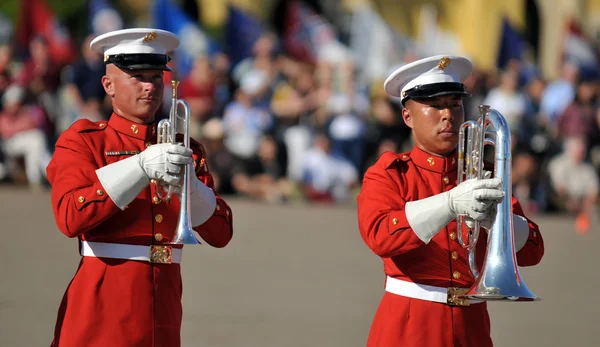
[0, 26, 598, 230]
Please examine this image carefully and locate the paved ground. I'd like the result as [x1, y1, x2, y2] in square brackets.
[0, 186, 598, 347]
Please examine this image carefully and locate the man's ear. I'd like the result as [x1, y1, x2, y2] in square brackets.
[101, 75, 114, 97]
[402, 106, 413, 129]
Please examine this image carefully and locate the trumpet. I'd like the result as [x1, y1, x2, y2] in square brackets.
[456, 105, 538, 301]
[156, 80, 198, 245]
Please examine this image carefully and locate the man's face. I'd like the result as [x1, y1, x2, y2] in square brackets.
[102, 65, 164, 123]
[402, 95, 465, 156]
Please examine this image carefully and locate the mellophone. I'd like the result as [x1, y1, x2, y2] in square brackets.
[455, 105, 539, 302]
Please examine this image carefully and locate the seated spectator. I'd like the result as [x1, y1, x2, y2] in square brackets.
[200, 118, 238, 195]
[222, 69, 274, 160]
[179, 55, 216, 137]
[548, 136, 599, 233]
[0, 84, 52, 190]
[232, 135, 293, 203]
[63, 35, 107, 128]
[300, 133, 359, 204]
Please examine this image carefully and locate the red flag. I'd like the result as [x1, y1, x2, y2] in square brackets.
[15, 0, 75, 66]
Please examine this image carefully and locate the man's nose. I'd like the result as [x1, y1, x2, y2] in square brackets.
[441, 107, 454, 121]
[143, 80, 155, 92]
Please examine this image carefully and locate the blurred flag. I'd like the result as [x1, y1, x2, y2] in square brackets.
[152, 0, 214, 77]
[282, 0, 344, 64]
[496, 17, 524, 69]
[562, 17, 599, 77]
[15, 0, 75, 66]
[225, 5, 264, 68]
[89, 0, 124, 35]
[349, 3, 414, 90]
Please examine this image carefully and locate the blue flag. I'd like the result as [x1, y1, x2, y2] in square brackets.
[496, 17, 524, 70]
[225, 5, 264, 68]
[152, 0, 214, 77]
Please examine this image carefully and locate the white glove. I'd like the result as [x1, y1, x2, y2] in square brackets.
[448, 177, 504, 220]
[465, 204, 498, 231]
[405, 178, 504, 244]
[135, 143, 193, 186]
[96, 144, 193, 210]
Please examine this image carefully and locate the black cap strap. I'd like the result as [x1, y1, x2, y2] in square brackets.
[402, 82, 468, 101]
[105, 53, 171, 67]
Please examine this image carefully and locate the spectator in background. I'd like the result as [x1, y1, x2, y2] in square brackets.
[201, 118, 238, 195]
[556, 76, 600, 155]
[179, 55, 216, 139]
[232, 135, 293, 203]
[0, 43, 14, 101]
[0, 84, 52, 190]
[270, 61, 321, 181]
[483, 68, 527, 132]
[548, 136, 599, 233]
[15, 36, 62, 120]
[326, 93, 366, 174]
[362, 81, 410, 175]
[222, 69, 274, 160]
[63, 35, 107, 128]
[540, 61, 579, 132]
[301, 132, 358, 203]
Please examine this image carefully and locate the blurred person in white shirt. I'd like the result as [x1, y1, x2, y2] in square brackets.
[222, 69, 274, 160]
[548, 136, 599, 233]
[0, 84, 52, 190]
[301, 132, 358, 203]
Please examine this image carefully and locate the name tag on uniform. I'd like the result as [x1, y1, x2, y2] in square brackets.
[104, 151, 140, 156]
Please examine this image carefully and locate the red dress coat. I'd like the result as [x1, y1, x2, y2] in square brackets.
[46, 113, 233, 347]
[357, 146, 544, 347]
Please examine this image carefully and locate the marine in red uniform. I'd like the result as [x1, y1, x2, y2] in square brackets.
[46, 28, 233, 347]
[357, 55, 544, 347]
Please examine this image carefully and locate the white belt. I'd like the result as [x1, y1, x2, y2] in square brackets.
[80, 241, 182, 264]
[385, 276, 483, 306]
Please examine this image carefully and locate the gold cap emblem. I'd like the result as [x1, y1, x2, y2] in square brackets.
[143, 32, 157, 42]
[437, 57, 451, 70]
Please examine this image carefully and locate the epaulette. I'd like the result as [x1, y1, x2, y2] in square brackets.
[70, 119, 108, 133]
[380, 151, 411, 169]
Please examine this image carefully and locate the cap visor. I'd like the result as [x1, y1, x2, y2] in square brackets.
[113, 62, 172, 72]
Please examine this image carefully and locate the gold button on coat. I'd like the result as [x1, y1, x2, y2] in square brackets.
[78, 196, 85, 203]
[443, 176, 450, 184]
[99, 123, 106, 128]
[450, 232, 457, 240]
[153, 196, 161, 204]
[154, 233, 163, 242]
[96, 189, 104, 196]
[155, 214, 163, 223]
[392, 217, 399, 225]
[453, 271, 461, 280]
[451, 251, 458, 260]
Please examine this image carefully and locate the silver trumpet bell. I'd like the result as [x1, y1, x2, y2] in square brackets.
[456, 105, 539, 301]
[156, 80, 199, 245]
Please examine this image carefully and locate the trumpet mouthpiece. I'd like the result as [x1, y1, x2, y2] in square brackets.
[171, 80, 180, 98]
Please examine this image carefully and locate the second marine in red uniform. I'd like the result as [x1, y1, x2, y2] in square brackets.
[357, 55, 544, 347]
